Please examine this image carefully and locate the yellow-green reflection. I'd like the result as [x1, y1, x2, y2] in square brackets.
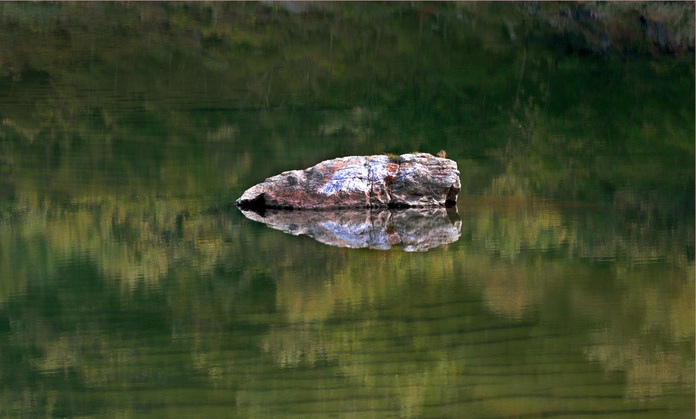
[0, 2, 692, 417]
[0, 190, 693, 416]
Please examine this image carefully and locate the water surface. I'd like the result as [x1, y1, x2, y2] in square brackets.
[0, 3, 693, 417]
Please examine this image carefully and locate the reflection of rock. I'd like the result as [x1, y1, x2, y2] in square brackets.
[239, 207, 461, 251]
[236, 153, 460, 210]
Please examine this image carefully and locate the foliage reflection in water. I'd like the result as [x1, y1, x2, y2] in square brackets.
[0, 2, 693, 417]
[1, 196, 692, 417]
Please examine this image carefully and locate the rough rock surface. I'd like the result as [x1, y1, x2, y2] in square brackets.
[239, 207, 461, 252]
[235, 153, 460, 210]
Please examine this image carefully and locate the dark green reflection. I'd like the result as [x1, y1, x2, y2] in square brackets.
[1, 2, 693, 206]
[0, 2, 693, 417]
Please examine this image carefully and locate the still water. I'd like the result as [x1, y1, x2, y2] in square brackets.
[0, 2, 693, 417]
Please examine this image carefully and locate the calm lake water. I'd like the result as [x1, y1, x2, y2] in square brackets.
[0, 3, 693, 417]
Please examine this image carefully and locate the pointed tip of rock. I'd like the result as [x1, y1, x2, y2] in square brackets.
[235, 192, 266, 210]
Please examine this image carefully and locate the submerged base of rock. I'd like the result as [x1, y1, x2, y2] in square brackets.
[235, 153, 460, 210]
[239, 207, 461, 252]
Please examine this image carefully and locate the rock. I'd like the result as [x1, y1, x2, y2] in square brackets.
[239, 207, 461, 251]
[235, 153, 460, 210]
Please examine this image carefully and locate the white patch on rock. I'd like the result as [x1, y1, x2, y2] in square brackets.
[318, 163, 370, 195]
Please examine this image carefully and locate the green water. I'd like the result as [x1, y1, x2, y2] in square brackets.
[0, 3, 693, 417]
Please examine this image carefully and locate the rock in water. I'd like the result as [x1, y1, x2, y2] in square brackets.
[235, 153, 460, 210]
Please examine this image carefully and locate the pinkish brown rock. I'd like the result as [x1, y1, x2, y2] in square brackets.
[235, 153, 460, 210]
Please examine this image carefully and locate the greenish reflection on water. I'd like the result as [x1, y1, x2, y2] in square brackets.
[0, 2, 693, 417]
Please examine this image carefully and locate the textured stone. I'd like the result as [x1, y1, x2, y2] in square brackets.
[235, 153, 460, 210]
[239, 207, 461, 251]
